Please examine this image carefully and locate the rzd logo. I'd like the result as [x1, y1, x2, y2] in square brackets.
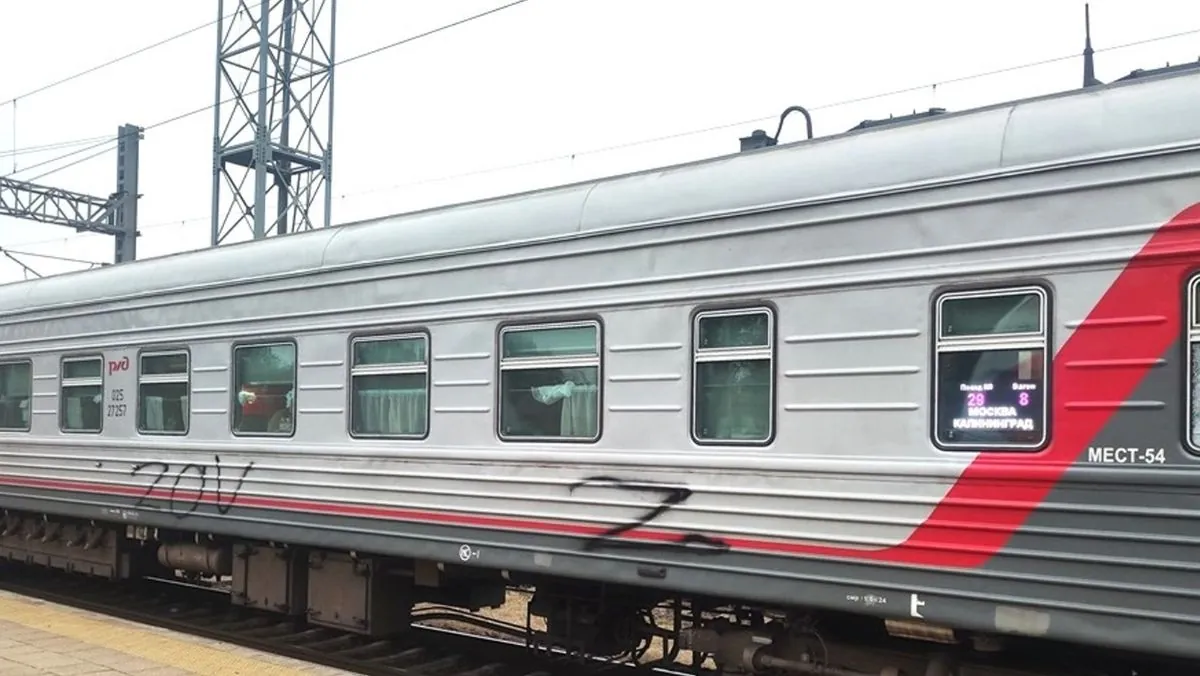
[108, 357, 130, 375]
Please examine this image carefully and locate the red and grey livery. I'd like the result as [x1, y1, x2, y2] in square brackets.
[1, 63, 1200, 676]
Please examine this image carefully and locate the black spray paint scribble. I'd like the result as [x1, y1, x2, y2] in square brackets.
[569, 475, 729, 554]
[130, 454, 255, 518]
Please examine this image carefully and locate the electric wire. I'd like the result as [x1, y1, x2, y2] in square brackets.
[0, 136, 115, 160]
[338, 25, 1200, 201]
[1, 4, 255, 174]
[19, 142, 118, 184]
[338, 0, 532, 67]
[2, 0, 532, 181]
[0, 3, 256, 107]
[14, 18, 1199, 186]
[4, 16, 1199, 250]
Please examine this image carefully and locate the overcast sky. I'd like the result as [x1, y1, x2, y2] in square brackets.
[1, 0, 1198, 281]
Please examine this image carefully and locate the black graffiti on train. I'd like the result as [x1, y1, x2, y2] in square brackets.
[568, 476, 730, 554]
[129, 455, 255, 518]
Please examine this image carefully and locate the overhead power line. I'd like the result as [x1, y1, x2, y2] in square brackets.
[339, 0, 532, 67]
[0, 136, 114, 160]
[15, 17, 1197, 186]
[336, 26, 1200, 201]
[4, 16, 1198, 244]
[0, 3, 257, 180]
[19, 142, 119, 184]
[0, 4, 255, 107]
[0, 123, 143, 264]
[3, 0, 533, 183]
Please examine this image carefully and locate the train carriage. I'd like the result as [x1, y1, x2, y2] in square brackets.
[2, 66, 1200, 676]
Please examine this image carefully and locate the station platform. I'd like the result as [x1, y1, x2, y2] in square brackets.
[0, 589, 351, 676]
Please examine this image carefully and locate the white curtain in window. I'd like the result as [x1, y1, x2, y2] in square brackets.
[531, 376, 599, 437]
[356, 388, 427, 436]
[559, 383, 598, 436]
[144, 395, 189, 431]
[66, 396, 84, 429]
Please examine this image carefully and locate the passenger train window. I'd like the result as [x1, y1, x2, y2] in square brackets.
[1187, 277, 1200, 449]
[932, 287, 1048, 450]
[498, 321, 601, 442]
[0, 360, 32, 431]
[60, 356, 103, 433]
[138, 351, 190, 435]
[349, 334, 429, 438]
[691, 308, 774, 444]
[232, 342, 296, 436]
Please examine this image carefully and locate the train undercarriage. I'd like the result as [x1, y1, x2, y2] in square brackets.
[0, 508, 1185, 676]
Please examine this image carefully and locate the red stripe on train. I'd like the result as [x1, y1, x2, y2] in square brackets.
[893, 201, 1200, 567]
[2, 204, 1199, 567]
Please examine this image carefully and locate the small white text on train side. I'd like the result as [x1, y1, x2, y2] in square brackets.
[106, 387, 127, 419]
[1086, 446, 1166, 464]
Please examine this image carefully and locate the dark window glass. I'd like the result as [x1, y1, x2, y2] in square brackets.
[0, 361, 32, 431]
[350, 335, 429, 438]
[698, 312, 770, 349]
[233, 343, 296, 435]
[139, 351, 189, 435]
[940, 292, 1041, 338]
[692, 308, 774, 444]
[694, 360, 771, 442]
[61, 357, 103, 433]
[499, 324, 600, 441]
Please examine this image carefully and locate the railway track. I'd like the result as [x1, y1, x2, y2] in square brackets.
[0, 562, 683, 676]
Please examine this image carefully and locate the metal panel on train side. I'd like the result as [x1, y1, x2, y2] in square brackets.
[0, 165, 1195, 610]
[0, 71, 1198, 323]
[1, 73, 1200, 661]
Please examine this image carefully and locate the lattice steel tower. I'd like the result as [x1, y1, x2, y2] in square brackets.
[211, 0, 336, 245]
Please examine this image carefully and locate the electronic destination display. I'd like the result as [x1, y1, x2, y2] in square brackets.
[935, 349, 1045, 447]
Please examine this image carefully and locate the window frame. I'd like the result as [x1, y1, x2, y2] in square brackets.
[347, 330, 431, 440]
[230, 339, 298, 438]
[495, 317, 603, 443]
[689, 305, 777, 447]
[136, 348, 191, 436]
[1183, 275, 1200, 453]
[59, 354, 105, 434]
[0, 358, 33, 432]
[931, 284, 1051, 452]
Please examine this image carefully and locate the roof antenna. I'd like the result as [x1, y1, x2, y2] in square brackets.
[1082, 3, 1102, 87]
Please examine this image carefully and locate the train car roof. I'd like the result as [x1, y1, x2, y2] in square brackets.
[4, 68, 1200, 316]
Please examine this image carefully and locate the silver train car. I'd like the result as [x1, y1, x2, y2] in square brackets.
[2, 66, 1200, 676]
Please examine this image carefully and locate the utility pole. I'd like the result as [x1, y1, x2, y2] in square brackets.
[211, 0, 337, 246]
[0, 123, 142, 264]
